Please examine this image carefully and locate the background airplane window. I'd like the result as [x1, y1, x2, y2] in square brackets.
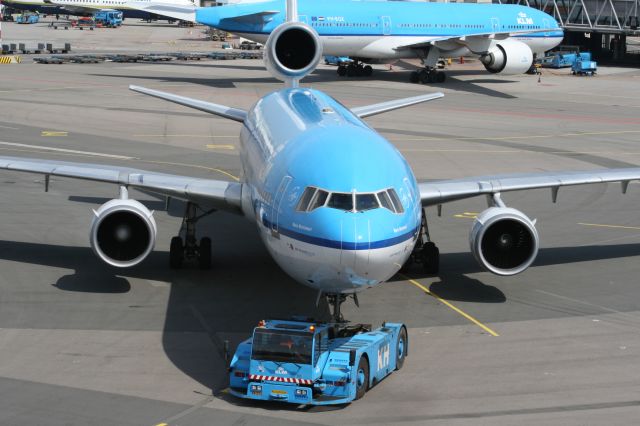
[296, 187, 316, 211]
[388, 189, 404, 213]
[309, 190, 329, 211]
[356, 194, 379, 211]
[327, 193, 353, 211]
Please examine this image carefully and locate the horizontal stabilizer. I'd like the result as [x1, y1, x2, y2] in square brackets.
[352, 92, 444, 118]
[129, 85, 247, 122]
[127, 2, 196, 23]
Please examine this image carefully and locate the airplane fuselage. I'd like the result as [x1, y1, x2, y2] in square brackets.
[240, 88, 421, 294]
[197, 1, 564, 60]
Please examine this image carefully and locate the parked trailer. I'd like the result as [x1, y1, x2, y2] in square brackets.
[571, 59, 597, 76]
[229, 319, 407, 405]
[15, 12, 39, 24]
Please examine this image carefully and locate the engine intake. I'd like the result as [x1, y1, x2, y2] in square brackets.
[90, 199, 157, 268]
[480, 39, 534, 75]
[264, 21, 323, 82]
[469, 207, 539, 276]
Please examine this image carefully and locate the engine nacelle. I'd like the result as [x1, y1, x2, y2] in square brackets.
[469, 207, 539, 276]
[90, 199, 157, 268]
[264, 21, 323, 83]
[480, 39, 534, 75]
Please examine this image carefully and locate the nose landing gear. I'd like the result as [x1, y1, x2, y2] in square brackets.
[169, 202, 214, 270]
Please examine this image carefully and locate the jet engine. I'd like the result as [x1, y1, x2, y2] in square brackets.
[90, 199, 157, 268]
[469, 207, 539, 276]
[264, 21, 323, 82]
[480, 39, 534, 75]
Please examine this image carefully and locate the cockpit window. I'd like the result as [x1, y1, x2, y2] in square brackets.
[297, 186, 405, 214]
[356, 193, 379, 211]
[327, 192, 353, 211]
[388, 188, 404, 213]
[310, 189, 329, 211]
[296, 187, 317, 212]
[377, 191, 394, 212]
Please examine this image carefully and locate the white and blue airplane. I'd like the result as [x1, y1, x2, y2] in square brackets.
[0, 0, 637, 320]
[131, 0, 564, 82]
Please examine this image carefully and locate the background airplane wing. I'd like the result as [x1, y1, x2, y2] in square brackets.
[0, 156, 243, 214]
[419, 168, 640, 206]
[395, 27, 560, 52]
[127, 2, 196, 22]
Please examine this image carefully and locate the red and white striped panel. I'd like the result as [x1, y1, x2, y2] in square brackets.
[249, 374, 313, 386]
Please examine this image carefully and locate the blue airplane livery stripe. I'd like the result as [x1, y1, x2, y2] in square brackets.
[262, 217, 417, 250]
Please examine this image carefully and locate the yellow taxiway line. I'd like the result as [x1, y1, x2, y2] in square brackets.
[578, 223, 640, 231]
[400, 274, 499, 337]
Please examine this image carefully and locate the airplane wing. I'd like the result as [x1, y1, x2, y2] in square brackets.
[218, 10, 279, 26]
[419, 168, 640, 206]
[45, 0, 98, 14]
[127, 2, 197, 22]
[0, 156, 244, 214]
[130, 85, 247, 122]
[395, 27, 560, 53]
[351, 92, 444, 118]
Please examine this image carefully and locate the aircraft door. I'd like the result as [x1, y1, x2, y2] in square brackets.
[381, 16, 392, 35]
[271, 175, 292, 238]
[491, 17, 500, 32]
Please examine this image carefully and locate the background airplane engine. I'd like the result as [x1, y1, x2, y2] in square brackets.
[469, 207, 539, 276]
[480, 39, 534, 74]
[90, 199, 157, 268]
[264, 21, 323, 82]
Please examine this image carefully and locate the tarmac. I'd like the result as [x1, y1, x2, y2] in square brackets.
[1, 19, 640, 426]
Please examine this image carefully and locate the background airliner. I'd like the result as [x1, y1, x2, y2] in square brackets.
[0, 0, 636, 321]
[131, 0, 564, 83]
[3, 0, 194, 20]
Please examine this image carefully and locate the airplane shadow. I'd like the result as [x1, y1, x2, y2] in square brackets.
[392, 243, 640, 303]
[0, 211, 330, 394]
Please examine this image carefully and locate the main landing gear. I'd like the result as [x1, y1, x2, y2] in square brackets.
[169, 202, 214, 270]
[337, 61, 373, 77]
[402, 207, 440, 274]
[409, 67, 446, 84]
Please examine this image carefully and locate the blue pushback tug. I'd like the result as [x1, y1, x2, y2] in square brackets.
[228, 318, 407, 405]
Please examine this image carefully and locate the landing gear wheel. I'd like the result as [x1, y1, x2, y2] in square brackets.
[198, 237, 212, 270]
[435, 71, 446, 83]
[363, 65, 373, 76]
[346, 64, 357, 77]
[337, 65, 347, 76]
[169, 236, 184, 269]
[410, 71, 419, 83]
[395, 326, 408, 370]
[354, 356, 369, 400]
[418, 69, 429, 84]
[422, 241, 440, 275]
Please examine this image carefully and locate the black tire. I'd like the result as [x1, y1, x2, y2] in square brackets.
[422, 242, 439, 275]
[354, 356, 369, 400]
[346, 65, 357, 77]
[198, 237, 212, 270]
[418, 69, 430, 84]
[435, 71, 446, 83]
[169, 236, 184, 269]
[395, 327, 408, 370]
[409, 71, 419, 83]
[363, 65, 373, 76]
[337, 66, 347, 76]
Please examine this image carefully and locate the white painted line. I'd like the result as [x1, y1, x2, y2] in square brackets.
[0, 141, 137, 160]
[0, 125, 19, 130]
